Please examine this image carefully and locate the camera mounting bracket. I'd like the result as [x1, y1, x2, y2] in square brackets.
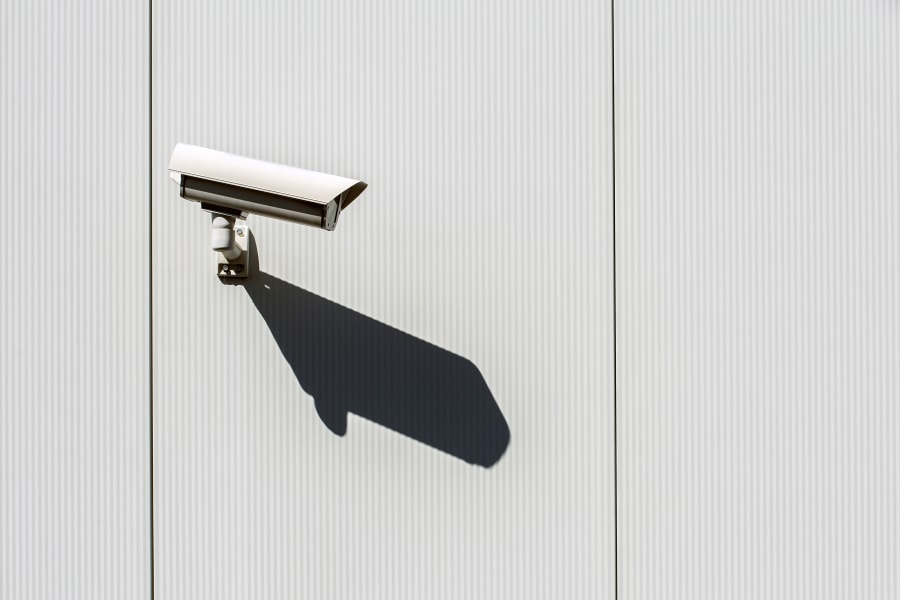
[210, 214, 250, 279]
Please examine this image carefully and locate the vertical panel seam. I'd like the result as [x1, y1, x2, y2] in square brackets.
[611, 0, 619, 598]
[148, 0, 155, 597]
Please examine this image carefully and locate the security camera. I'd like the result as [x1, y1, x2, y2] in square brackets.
[169, 143, 367, 278]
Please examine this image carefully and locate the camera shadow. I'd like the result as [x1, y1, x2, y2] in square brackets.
[239, 240, 510, 467]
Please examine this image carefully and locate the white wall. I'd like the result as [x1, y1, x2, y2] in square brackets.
[0, 0, 151, 598]
[151, 0, 615, 598]
[10, 1, 897, 597]
[616, 1, 900, 598]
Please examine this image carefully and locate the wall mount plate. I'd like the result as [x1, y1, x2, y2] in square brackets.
[216, 221, 250, 278]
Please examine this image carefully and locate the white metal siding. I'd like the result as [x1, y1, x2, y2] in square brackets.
[152, 0, 615, 598]
[0, 0, 151, 598]
[616, 1, 900, 598]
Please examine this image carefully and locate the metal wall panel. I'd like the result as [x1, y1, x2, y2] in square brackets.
[0, 1, 151, 598]
[616, 1, 900, 598]
[152, 0, 614, 598]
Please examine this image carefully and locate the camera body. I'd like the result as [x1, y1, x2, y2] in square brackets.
[169, 143, 367, 231]
[169, 143, 367, 278]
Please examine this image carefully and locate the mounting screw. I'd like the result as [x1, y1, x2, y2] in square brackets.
[236, 228, 244, 237]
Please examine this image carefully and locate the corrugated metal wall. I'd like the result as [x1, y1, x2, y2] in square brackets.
[151, 1, 615, 598]
[0, 0, 151, 598]
[6, 0, 900, 597]
[616, 1, 900, 598]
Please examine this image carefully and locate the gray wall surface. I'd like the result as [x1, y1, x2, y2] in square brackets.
[0, 0, 151, 598]
[7, 1, 900, 598]
[616, 1, 900, 598]
[151, 0, 615, 598]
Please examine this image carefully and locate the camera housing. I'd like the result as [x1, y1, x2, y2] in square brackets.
[169, 143, 367, 278]
[169, 143, 367, 231]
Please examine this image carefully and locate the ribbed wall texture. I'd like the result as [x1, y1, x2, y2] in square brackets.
[152, 1, 614, 598]
[616, 1, 900, 599]
[0, 1, 151, 599]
